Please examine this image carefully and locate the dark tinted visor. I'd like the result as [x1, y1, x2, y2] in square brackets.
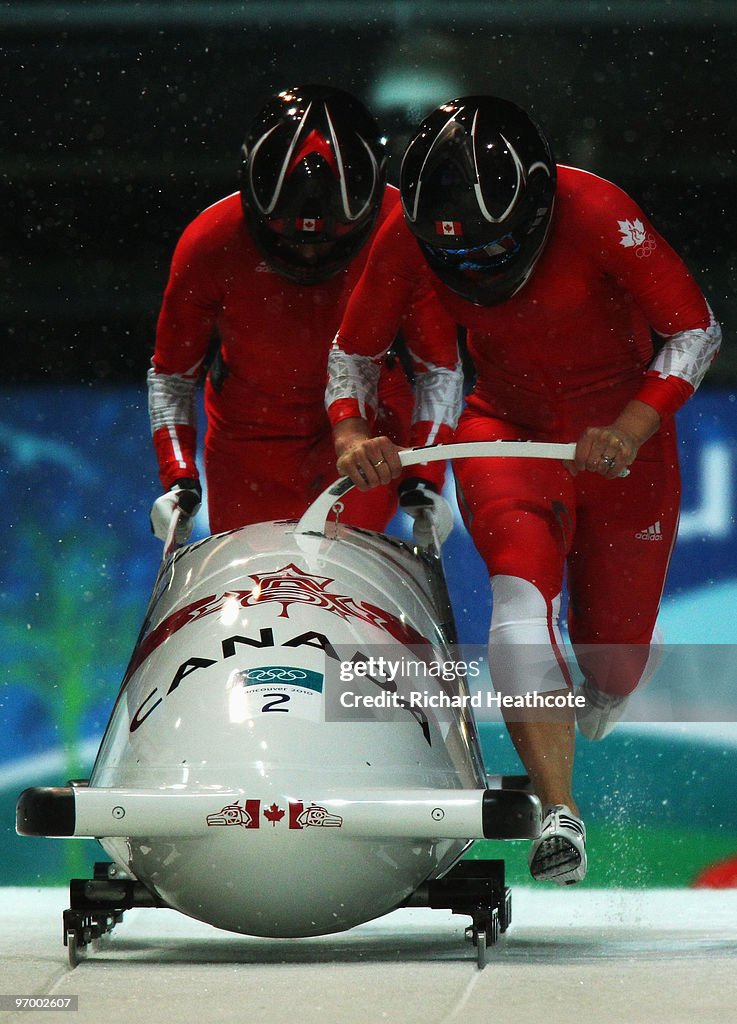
[422, 232, 522, 273]
[267, 233, 338, 267]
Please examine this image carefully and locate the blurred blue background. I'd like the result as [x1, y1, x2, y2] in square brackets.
[1, 384, 736, 887]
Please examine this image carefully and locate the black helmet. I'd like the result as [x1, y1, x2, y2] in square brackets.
[400, 96, 556, 305]
[240, 85, 387, 284]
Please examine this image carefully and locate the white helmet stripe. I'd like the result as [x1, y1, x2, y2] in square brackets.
[405, 106, 553, 228]
[325, 106, 378, 222]
[403, 106, 467, 223]
[528, 160, 551, 176]
[472, 118, 524, 224]
[248, 102, 314, 216]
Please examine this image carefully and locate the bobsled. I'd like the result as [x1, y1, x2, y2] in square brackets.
[16, 442, 573, 968]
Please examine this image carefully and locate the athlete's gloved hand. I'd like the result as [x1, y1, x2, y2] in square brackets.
[399, 478, 454, 547]
[150, 478, 202, 544]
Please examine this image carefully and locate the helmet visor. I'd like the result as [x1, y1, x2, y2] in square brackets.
[266, 233, 338, 268]
[250, 219, 369, 284]
[422, 232, 522, 274]
[418, 206, 554, 306]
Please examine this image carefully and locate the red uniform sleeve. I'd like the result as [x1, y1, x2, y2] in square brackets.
[399, 275, 463, 446]
[148, 216, 223, 489]
[326, 206, 463, 490]
[326, 209, 462, 432]
[574, 172, 720, 418]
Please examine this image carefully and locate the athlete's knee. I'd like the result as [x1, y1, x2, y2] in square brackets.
[488, 576, 572, 696]
[490, 575, 556, 637]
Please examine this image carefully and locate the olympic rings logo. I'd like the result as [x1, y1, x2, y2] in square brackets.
[635, 234, 657, 258]
[245, 667, 309, 682]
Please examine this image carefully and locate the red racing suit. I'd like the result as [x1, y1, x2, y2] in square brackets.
[149, 186, 459, 533]
[327, 165, 721, 696]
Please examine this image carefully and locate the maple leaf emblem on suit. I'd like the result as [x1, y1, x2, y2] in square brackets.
[617, 218, 647, 247]
[617, 218, 657, 257]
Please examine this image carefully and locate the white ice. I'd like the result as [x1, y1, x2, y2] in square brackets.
[2, 887, 737, 1024]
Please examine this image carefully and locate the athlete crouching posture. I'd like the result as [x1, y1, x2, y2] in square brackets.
[326, 96, 721, 884]
[148, 85, 457, 541]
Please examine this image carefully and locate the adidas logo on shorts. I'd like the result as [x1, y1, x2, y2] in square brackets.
[635, 520, 663, 541]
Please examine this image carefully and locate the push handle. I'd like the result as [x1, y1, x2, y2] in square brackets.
[294, 440, 577, 537]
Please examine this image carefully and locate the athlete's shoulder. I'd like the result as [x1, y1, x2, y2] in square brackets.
[375, 184, 404, 226]
[556, 165, 641, 219]
[383, 182, 401, 205]
[178, 192, 246, 251]
[374, 186, 414, 246]
[554, 164, 652, 258]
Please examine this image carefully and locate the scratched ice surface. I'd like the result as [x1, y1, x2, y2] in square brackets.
[2, 888, 737, 1024]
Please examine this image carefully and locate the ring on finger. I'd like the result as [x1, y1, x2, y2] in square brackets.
[372, 459, 386, 468]
[600, 454, 615, 467]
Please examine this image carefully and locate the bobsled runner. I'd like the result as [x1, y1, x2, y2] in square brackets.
[16, 442, 574, 968]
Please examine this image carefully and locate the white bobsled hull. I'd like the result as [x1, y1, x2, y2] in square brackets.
[88, 520, 488, 937]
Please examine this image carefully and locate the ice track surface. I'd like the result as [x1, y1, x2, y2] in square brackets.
[2, 888, 737, 1024]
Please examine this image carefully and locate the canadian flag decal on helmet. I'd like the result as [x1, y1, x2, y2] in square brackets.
[436, 220, 463, 236]
[296, 218, 324, 232]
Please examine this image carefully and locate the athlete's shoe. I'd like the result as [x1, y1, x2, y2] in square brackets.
[528, 804, 587, 885]
[575, 678, 629, 740]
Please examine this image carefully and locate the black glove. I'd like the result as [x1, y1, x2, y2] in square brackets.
[150, 477, 202, 542]
[398, 478, 454, 545]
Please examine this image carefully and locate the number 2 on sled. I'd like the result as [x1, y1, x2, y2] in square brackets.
[262, 693, 291, 713]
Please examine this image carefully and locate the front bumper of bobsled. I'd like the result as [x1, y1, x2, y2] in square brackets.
[17, 784, 541, 841]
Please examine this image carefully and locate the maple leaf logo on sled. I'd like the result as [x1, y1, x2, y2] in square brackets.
[264, 803, 285, 826]
[617, 218, 647, 248]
